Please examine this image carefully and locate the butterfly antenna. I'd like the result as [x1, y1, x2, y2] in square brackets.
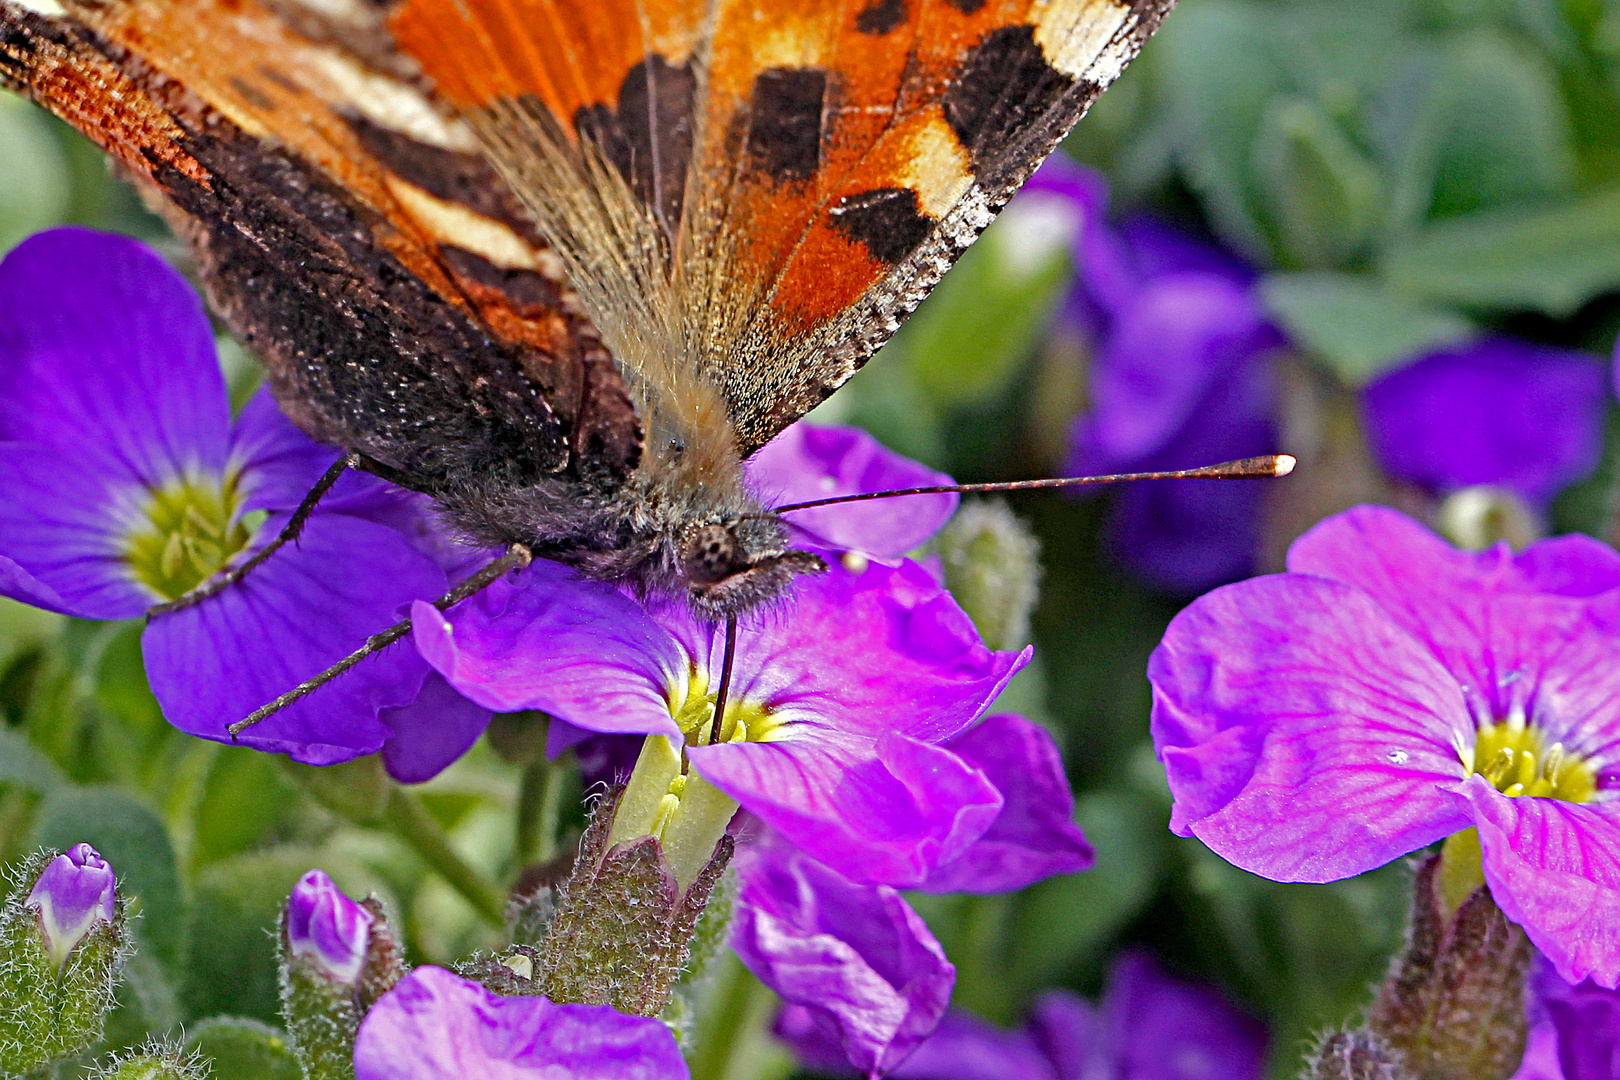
[707, 616, 739, 746]
[226, 542, 533, 739]
[770, 454, 1296, 515]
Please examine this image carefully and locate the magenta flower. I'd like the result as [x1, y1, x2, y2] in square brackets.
[730, 713, 1088, 1078]
[1151, 504, 1620, 986]
[776, 952, 1265, 1080]
[915, 712, 1093, 893]
[352, 966, 687, 1080]
[24, 843, 116, 967]
[284, 869, 374, 984]
[747, 422, 957, 558]
[0, 228, 489, 781]
[1361, 338, 1609, 509]
[415, 549, 1025, 885]
[733, 834, 955, 1078]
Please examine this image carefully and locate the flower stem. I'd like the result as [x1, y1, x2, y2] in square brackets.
[381, 787, 508, 929]
[687, 955, 791, 1080]
[516, 753, 569, 865]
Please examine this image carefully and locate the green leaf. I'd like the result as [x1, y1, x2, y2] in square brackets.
[0, 725, 67, 795]
[1389, 29, 1576, 225]
[1252, 97, 1386, 267]
[1381, 185, 1620, 315]
[185, 1017, 302, 1080]
[1003, 789, 1171, 993]
[191, 748, 299, 869]
[33, 786, 185, 967]
[1261, 272, 1476, 383]
[1157, 0, 1286, 256]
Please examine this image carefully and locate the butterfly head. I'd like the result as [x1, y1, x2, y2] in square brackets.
[680, 518, 824, 620]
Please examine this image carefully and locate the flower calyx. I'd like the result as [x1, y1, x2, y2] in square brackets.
[1363, 852, 1531, 1080]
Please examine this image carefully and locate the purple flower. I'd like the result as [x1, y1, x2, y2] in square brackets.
[1361, 338, 1609, 510]
[24, 843, 115, 967]
[352, 966, 687, 1080]
[747, 422, 957, 558]
[414, 550, 1026, 886]
[734, 835, 955, 1079]
[0, 228, 489, 781]
[1022, 159, 1283, 595]
[1525, 956, 1620, 1080]
[917, 713, 1093, 893]
[284, 869, 373, 984]
[776, 951, 1265, 1080]
[1150, 504, 1620, 986]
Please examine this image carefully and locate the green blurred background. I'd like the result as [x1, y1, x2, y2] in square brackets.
[4, 1, 1620, 1077]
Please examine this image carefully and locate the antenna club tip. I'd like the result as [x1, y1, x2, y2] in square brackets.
[1274, 454, 1297, 477]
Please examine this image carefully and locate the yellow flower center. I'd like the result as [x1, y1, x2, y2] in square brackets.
[121, 470, 261, 601]
[667, 666, 780, 746]
[1466, 716, 1596, 803]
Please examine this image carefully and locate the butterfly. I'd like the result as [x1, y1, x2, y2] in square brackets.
[0, 0, 1172, 634]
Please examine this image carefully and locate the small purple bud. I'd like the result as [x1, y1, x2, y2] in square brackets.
[25, 842, 116, 967]
[284, 869, 373, 984]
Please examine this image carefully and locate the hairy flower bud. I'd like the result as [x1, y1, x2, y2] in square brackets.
[26, 842, 116, 967]
[279, 870, 405, 1080]
[88, 1040, 209, 1080]
[1305, 1031, 1412, 1080]
[0, 845, 128, 1075]
[931, 499, 1042, 652]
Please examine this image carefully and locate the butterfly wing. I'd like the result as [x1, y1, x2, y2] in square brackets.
[387, 0, 1172, 456]
[0, 0, 640, 491]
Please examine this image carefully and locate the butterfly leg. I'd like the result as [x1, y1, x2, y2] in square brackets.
[146, 452, 363, 617]
[226, 542, 533, 739]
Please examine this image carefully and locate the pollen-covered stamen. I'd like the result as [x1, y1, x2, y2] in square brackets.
[1467, 717, 1596, 802]
[667, 666, 781, 747]
[120, 470, 262, 601]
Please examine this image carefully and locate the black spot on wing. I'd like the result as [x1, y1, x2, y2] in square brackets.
[829, 187, 934, 263]
[344, 112, 541, 241]
[574, 54, 697, 238]
[856, 0, 906, 34]
[745, 68, 826, 183]
[944, 0, 987, 12]
[943, 25, 1076, 170]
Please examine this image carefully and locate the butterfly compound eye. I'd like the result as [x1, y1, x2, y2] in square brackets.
[683, 523, 748, 586]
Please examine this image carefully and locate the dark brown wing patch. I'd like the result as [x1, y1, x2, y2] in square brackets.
[744, 68, 827, 185]
[829, 187, 934, 263]
[573, 54, 697, 238]
[944, 24, 1077, 169]
[856, 0, 907, 35]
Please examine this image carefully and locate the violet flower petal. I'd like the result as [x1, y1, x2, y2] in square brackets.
[230, 389, 408, 518]
[144, 512, 446, 765]
[734, 841, 954, 1079]
[353, 966, 688, 1080]
[0, 228, 231, 483]
[695, 732, 1002, 887]
[888, 1010, 1056, 1080]
[284, 869, 373, 984]
[411, 561, 684, 738]
[1149, 573, 1472, 882]
[919, 713, 1093, 894]
[0, 443, 152, 618]
[1094, 953, 1266, 1080]
[1460, 777, 1620, 989]
[379, 673, 494, 785]
[748, 423, 957, 557]
[1361, 338, 1607, 508]
[1532, 954, 1620, 1080]
[1286, 507, 1620, 760]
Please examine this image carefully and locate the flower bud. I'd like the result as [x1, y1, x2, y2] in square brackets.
[0, 845, 127, 1075]
[26, 842, 117, 967]
[88, 1040, 209, 1080]
[930, 499, 1042, 652]
[286, 869, 375, 984]
[279, 870, 404, 1080]
[1306, 1031, 1411, 1080]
